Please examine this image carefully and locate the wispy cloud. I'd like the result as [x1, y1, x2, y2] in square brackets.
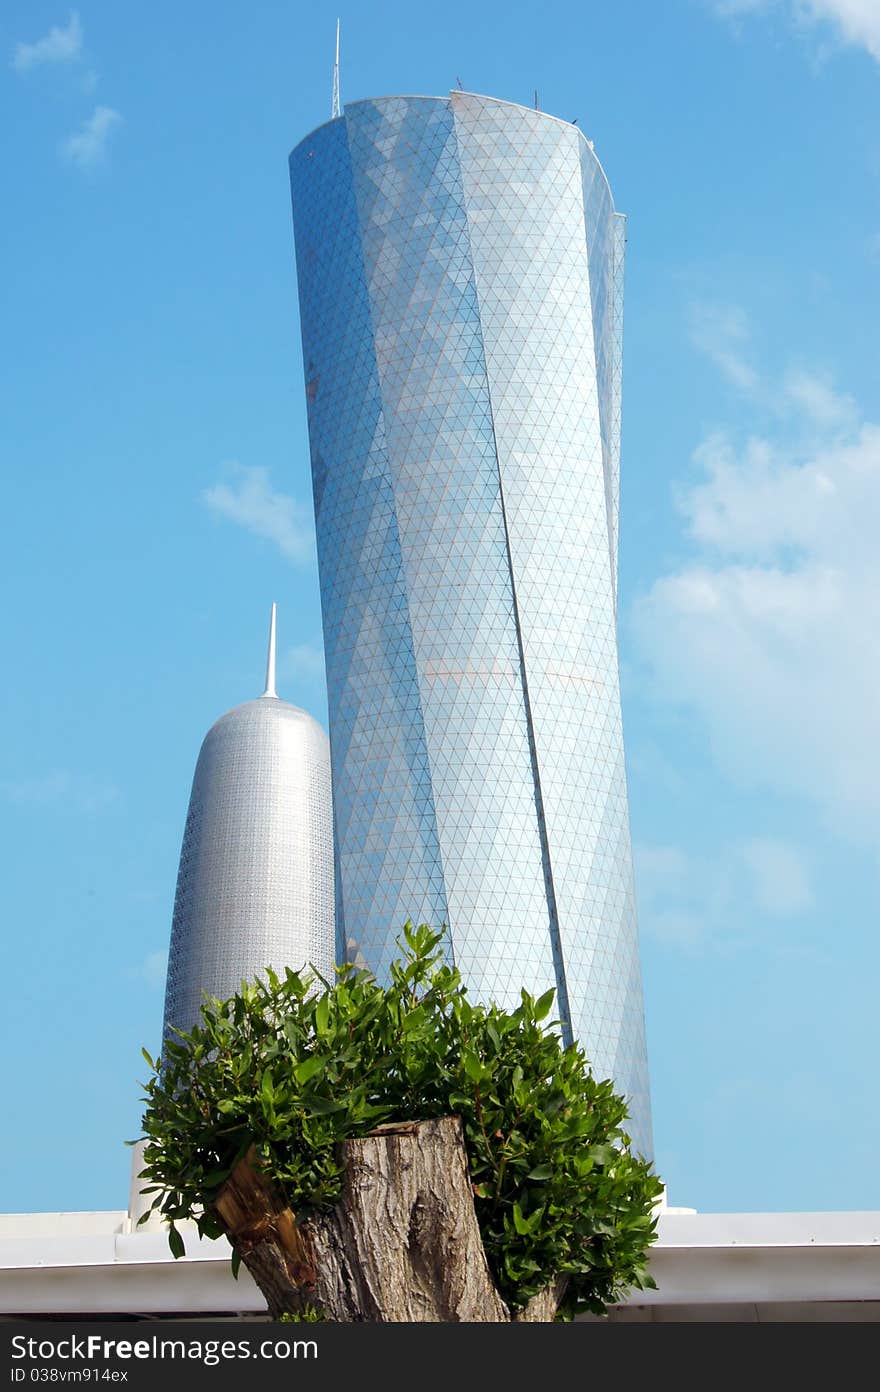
[12, 11, 82, 72]
[689, 303, 860, 437]
[634, 328, 880, 843]
[712, 0, 880, 64]
[688, 303, 758, 392]
[783, 368, 858, 431]
[2, 770, 119, 814]
[203, 464, 315, 565]
[140, 950, 168, 988]
[741, 838, 813, 914]
[61, 105, 121, 169]
[283, 642, 326, 681]
[125, 949, 168, 989]
[635, 836, 812, 949]
[634, 844, 704, 947]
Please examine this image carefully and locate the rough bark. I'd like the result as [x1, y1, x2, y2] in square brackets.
[513, 1275, 569, 1322]
[212, 1115, 561, 1322]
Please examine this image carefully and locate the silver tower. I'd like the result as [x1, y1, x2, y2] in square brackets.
[163, 607, 335, 1036]
[289, 92, 651, 1151]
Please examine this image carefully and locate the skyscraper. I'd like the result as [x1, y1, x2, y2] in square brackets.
[162, 607, 335, 1037]
[289, 92, 651, 1150]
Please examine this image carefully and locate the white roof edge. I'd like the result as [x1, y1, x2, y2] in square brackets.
[1, 1210, 879, 1315]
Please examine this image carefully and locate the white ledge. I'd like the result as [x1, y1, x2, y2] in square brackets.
[0, 1210, 878, 1318]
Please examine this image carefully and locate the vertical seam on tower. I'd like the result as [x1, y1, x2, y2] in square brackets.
[450, 95, 572, 1043]
[485, 405, 573, 1046]
[577, 140, 619, 618]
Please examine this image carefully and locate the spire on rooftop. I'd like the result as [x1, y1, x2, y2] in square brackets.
[331, 19, 341, 120]
[261, 602, 278, 699]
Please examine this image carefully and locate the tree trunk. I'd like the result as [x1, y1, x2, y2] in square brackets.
[212, 1115, 563, 1322]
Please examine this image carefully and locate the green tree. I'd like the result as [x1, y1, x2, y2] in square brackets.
[139, 923, 662, 1321]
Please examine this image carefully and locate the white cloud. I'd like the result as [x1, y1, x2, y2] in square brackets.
[635, 844, 690, 885]
[141, 950, 168, 988]
[61, 105, 121, 169]
[677, 420, 870, 558]
[645, 911, 706, 948]
[740, 838, 813, 914]
[798, 0, 880, 60]
[635, 837, 811, 950]
[12, 11, 82, 72]
[203, 464, 315, 565]
[2, 770, 119, 813]
[688, 303, 858, 434]
[688, 303, 758, 392]
[634, 844, 705, 946]
[634, 342, 880, 839]
[712, 0, 880, 63]
[782, 369, 858, 431]
[126, 949, 168, 989]
[283, 642, 326, 681]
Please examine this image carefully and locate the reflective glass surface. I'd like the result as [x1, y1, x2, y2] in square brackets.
[290, 94, 651, 1151]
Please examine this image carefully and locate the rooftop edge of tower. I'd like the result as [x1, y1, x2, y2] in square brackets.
[289, 90, 617, 215]
[203, 696, 328, 745]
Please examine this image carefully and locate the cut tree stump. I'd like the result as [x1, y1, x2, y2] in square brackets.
[212, 1114, 564, 1322]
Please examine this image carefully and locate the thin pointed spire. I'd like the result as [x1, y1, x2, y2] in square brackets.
[331, 19, 341, 120]
[262, 603, 278, 699]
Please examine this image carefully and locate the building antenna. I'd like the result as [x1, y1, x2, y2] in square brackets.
[534, 88, 539, 111]
[456, 75, 464, 90]
[262, 602, 278, 699]
[331, 19, 341, 120]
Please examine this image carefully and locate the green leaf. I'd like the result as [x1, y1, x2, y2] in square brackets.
[201, 1167, 231, 1188]
[512, 1202, 530, 1236]
[304, 1096, 346, 1115]
[589, 1144, 615, 1167]
[401, 1005, 427, 1035]
[314, 995, 330, 1035]
[534, 988, 556, 1022]
[168, 1226, 185, 1260]
[462, 1050, 483, 1083]
[526, 1163, 553, 1181]
[294, 1055, 324, 1085]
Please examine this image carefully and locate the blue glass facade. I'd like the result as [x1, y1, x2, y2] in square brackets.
[290, 92, 651, 1152]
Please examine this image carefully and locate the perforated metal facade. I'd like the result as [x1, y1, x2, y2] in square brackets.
[289, 92, 651, 1151]
[163, 697, 335, 1038]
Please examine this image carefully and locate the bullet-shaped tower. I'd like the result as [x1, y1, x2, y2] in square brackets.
[162, 607, 335, 1036]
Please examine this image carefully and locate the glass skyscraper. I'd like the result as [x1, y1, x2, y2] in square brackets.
[289, 91, 651, 1151]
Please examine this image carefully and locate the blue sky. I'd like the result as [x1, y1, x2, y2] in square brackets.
[2, 0, 878, 1217]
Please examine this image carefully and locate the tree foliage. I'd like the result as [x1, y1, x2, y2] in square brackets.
[139, 923, 662, 1318]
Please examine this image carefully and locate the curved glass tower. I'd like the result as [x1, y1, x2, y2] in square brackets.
[163, 608, 335, 1037]
[289, 92, 651, 1151]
